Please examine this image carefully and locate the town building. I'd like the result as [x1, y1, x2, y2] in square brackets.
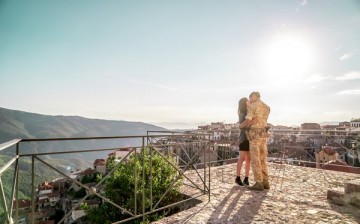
[315, 145, 339, 168]
[93, 159, 106, 175]
[350, 118, 360, 128]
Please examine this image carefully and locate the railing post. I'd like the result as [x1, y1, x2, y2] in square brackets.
[150, 145, 153, 212]
[208, 137, 211, 202]
[203, 137, 206, 193]
[31, 155, 35, 224]
[142, 136, 145, 222]
[0, 176, 10, 223]
[15, 143, 19, 223]
[146, 133, 153, 212]
[9, 143, 19, 222]
[134, 146, 137, 216]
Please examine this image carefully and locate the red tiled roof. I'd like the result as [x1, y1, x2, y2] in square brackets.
[108, 152, 115, 156]
[37, 221, 55, 224]
[38, 181, 53, 191]
[82, 168, 94, 176]
[94, 159, 106, 166]
[12, 199, 31, 209]
[323, 146, 336, 156]
[301, 123, 321, 129]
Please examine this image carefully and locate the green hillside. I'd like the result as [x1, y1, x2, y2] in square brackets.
[0, 107, 167, 160]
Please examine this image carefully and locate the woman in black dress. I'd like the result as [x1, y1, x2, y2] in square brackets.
[235, 97, 251, 186]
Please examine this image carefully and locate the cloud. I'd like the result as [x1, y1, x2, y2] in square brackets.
[337, 89, 360, 95]
[339, 53, 352, 61]
[334, 46, 342, 52]
[335, 71, 360, 81]
[127, 79, 177, 91]
[299, 0, 308, 6]
[303, 73, 329, 83]
[295, 0, 307, 11]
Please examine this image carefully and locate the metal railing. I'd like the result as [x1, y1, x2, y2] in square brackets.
[0, 132, 212, 224]
[1, 129, 359, 223]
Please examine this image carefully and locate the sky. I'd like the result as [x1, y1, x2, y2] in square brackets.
[0, 0, 359, 129]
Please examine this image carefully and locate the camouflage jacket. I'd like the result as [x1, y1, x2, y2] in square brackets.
[245, 100, 270, 140]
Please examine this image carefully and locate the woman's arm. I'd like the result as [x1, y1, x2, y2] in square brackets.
[239, 119, 251, 129]
[239, 117, 257, 129]
[241, 101, 257, 128]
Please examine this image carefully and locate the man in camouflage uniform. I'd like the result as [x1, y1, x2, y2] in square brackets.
[240, 91, 270, 191]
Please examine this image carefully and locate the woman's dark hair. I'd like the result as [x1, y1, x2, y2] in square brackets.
[238, 97, 248, 116]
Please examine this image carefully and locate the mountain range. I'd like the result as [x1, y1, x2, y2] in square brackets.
[0, 107, 167, 141]
[0, 107, 167, 162]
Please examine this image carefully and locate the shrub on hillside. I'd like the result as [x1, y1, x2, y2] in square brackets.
[84, 147, 182, 223]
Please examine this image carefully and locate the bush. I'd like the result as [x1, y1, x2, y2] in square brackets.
[85, 147, 182, 223]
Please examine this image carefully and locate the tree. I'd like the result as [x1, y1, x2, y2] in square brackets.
[81, 175, 94, 184]
[85, 147, 182, 223]
[95, 172, 103, 183]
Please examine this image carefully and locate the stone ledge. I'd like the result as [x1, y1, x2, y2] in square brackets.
[345, 179, 360, 194]
[327, 188, 345, 205]
[328, 178, 360, 209]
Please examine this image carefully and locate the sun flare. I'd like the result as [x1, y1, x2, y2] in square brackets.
[263, 33, 315, 76]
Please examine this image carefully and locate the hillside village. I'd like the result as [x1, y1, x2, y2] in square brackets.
[12, 118, 360, 224]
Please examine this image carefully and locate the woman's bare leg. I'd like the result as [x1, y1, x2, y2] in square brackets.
[236, 157, 244, 176]
[237, 151, 246, 176]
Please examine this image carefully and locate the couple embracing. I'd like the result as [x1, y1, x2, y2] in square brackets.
[235, 91, 271, 191]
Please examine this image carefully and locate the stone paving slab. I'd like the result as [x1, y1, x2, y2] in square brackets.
[153, 163, 360, 224]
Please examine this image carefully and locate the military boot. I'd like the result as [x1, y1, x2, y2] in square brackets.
[263, 179, 270, 190]
[248, 182, 264, 191]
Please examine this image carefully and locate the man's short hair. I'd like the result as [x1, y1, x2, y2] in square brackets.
[250, 91, 260, 98]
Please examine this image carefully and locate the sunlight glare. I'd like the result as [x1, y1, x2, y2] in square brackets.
[263, 33, 315, 77]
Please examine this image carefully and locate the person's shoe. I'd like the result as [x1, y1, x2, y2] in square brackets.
[235, 177, 245, 187]
[243, 177, 249, 186]
[263, 179, 270, 189]
[248, 182, 264, 191]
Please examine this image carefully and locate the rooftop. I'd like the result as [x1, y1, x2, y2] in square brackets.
[154, 163, 360, 224]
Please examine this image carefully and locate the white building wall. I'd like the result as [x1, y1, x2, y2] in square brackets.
[72, 210, 86, 221]
[95, 165, 106, 175]
[213, 132, 221, 140]
[350, 121, 360, 128]
[38, 189, 52, 196]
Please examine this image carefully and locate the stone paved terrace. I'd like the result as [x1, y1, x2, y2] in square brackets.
[153, 163, 360, 224]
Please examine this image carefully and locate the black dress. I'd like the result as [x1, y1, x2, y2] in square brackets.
[238, 112, 250, 151]
[239, 139, 249, 151]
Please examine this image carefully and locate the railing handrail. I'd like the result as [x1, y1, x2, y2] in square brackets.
[272, 128, 360, 133]
[18, 133, 210, 142]
[0, 139, 21, 152]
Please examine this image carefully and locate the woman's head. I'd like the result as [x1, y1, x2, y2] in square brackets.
[238, 97, 248, 115]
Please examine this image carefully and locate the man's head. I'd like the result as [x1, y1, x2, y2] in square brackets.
[249, 91, 260, 103]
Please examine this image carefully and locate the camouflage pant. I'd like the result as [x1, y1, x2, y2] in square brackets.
[250, 138, 269, 183]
